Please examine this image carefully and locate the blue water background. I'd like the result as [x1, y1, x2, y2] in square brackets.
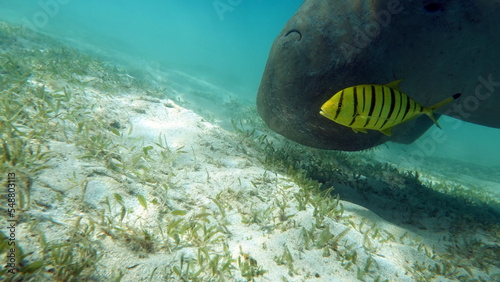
[0, 0, 302, 97]
[0, 1, 499, 179]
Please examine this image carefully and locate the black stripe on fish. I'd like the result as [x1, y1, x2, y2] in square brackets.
[380, 87, 396, 129]
[401, 94, 411, 121]
[335, 90, 344, 120]
[373, 86, 385, 128]
[348, 87, 358, 126]
[396, 92, 407, 122]
[365, 86, 376, 127]
[361, 86, 366, 113]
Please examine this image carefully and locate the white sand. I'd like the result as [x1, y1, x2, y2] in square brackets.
[10, 79, 495, 281]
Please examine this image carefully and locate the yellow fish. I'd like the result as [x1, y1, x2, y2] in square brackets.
[319, 80, 461, 136]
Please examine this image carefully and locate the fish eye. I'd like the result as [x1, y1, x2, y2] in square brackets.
[337, 102, 342, 108]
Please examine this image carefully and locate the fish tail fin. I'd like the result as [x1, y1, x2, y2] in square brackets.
[429, 93, 462, 111]
[426, 93, 462, 129]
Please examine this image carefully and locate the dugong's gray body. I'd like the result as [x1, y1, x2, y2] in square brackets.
[257, 0, 500, 151]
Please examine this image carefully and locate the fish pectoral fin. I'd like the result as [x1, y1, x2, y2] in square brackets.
[355, 115, 373, 123]
[379, 127, 393, 136]
[358, 115, 396, 123]
[385, 79, 403, 90]
[352, 128, 367, 134]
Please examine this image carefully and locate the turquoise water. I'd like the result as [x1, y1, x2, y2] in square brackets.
[0, 0, 302, 97]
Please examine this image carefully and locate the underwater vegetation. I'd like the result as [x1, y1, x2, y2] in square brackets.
[0, 22, 499, 281]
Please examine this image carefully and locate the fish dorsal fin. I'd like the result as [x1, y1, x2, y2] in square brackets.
[385, 79, 403, 90]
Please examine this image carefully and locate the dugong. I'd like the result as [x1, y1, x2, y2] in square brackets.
[257, 0, 500, 151]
